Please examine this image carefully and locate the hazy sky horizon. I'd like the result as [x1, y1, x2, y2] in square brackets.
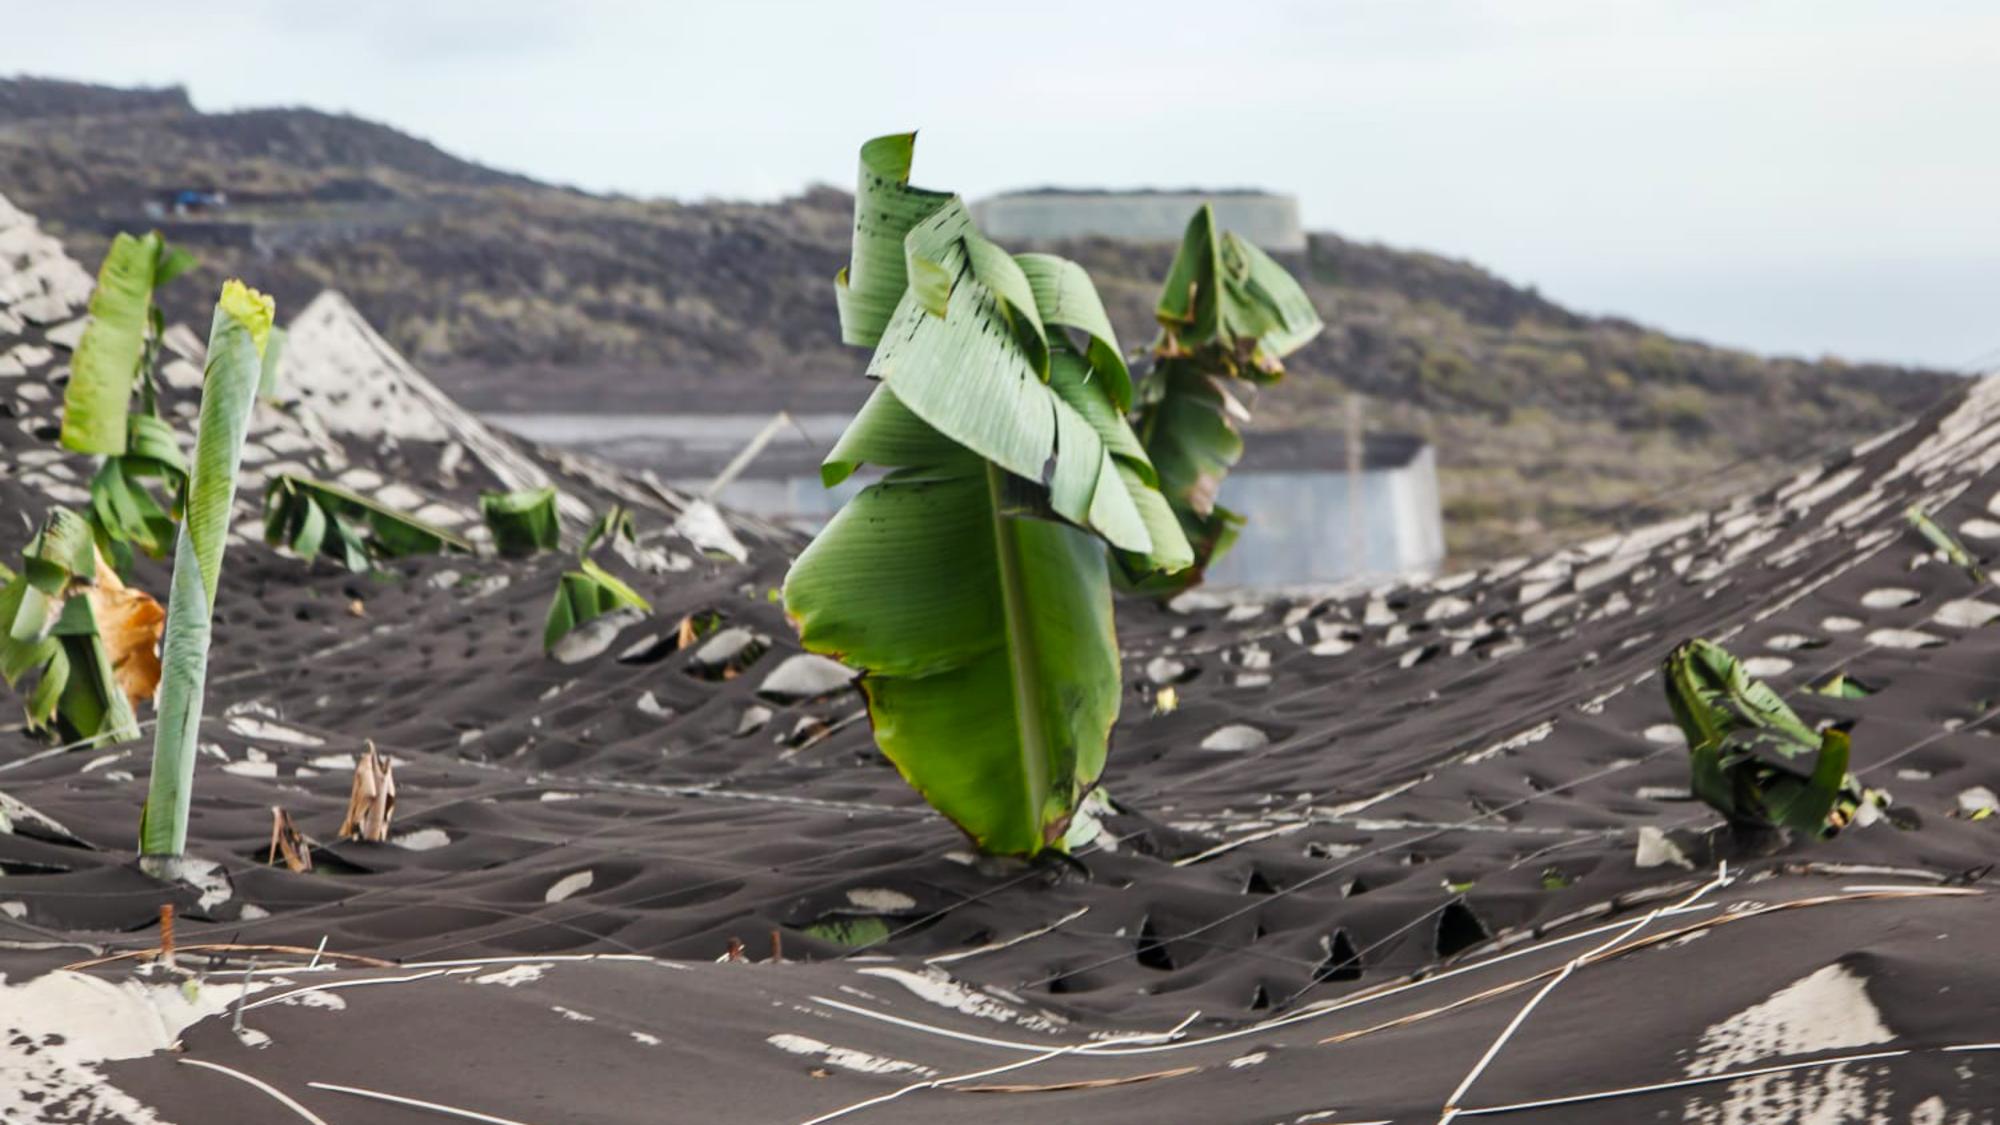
[5, 0, 1996, 370]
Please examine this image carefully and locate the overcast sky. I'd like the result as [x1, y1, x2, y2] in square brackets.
[6, 0, 1996, 368]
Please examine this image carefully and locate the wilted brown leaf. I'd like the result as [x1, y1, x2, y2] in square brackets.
[338, 741, 396, 843]
[267, 806, 314, 873]
[85, 551, 163, 707]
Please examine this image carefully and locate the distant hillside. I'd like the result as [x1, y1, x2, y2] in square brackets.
[0, 76, 1957, 560]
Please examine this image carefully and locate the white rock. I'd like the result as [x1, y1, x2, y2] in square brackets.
[1933, 599, 2000, 629]
[550, 607, 649, 664]
[1865, 628, 1943, 649]
[1634, 826, 1693, 869]
[1201, 724, 1269, 752]
[545, 870, 594, 903]
[1957, 787, 1998, 816]
[757, 654, 858, 701]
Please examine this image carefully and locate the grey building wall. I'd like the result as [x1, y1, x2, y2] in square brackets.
[1203, 446, 1446, 588]
[974, 192, 1306, 252]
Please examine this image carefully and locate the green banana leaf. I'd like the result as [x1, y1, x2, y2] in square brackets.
[862, 201, 1181, 560]
[257, 325, 288, 401]
[141, 282, 273, 859]
[543, 557, 651, 652]
[266, 474, 473, 572]
[1662, 638, 1863, 837]
[789, 134, 1196, 857]
[61, 233, 166, 455]
[834, 133, 954, 347]
[481, 486, 562, 557]
[0, 509, 139, 746]
[1119, 205, 1323, 593]
[1908, 504, 1985, 582]
[582, 504, 636, 553]
[1155, 205, 1323, 375]
[786, 449, 1120, 855]
[89, 412, 189, 566]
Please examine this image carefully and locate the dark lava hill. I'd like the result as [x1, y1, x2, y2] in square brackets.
[0, 75, 1958, 560]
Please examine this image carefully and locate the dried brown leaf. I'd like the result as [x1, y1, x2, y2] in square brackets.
[338, 741, 396, 842]
[85, 551, 164, 707]
[267, 806, 313, 873]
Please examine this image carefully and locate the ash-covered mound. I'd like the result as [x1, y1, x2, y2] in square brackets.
[2, 190, 1996, 1122]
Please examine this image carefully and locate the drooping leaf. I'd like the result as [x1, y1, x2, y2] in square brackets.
[861, 197, 1177, 556]
[542, 558, 651, 652]
[266, 474, 472, 572]
[481, 487, 562, 557]
[0, 511, 144, 747]
[1908, 504, 1985, 582]
[62, 233, 165, 455]
[338, 742, 396, 843]
[1662, 638, 1865, 838]
[89, 412, 189, 563]
[1016, 252, 1132, 411]
[84, 550, 163, 708]
[141, 281, 272, 859]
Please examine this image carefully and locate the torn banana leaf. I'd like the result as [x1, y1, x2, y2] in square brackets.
[1121, 205, 1323, 593]
[480, 486, 561, 558]
[266, 474, 473, 572]
[1663, 638, 1865, 836]
[62, 233, 168, 455]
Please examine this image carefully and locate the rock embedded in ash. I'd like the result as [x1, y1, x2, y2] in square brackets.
[734, 704, 774, 737]
[1634, 826, 1694, 869]
[757, 654, 858, 702]
[1957, 787, 1998, 817]
[1201, 724, 1270, 752]
[550, 607, 649, 665]
[687, 626, 768, 677]
[1146, 656, 1194, 685]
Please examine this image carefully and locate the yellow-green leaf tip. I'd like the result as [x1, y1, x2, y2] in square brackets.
[219, 280, 276, 358]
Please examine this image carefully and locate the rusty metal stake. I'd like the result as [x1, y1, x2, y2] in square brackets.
[158, 904, 175, 970]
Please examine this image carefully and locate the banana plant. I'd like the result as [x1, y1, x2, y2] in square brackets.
[1117, 205, 1323, 593]
[0, 508, 160, 747]
[265, 474, 472, 572]
[544, 505, 650, 652]
[61, 232, 199, 569]
[88, 414, 187, 567]
[140, 281, 274, 865]
[481, 486, 561, 557]
[1662, 638, 1867, 838]
[785, 134, 1191, 857]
